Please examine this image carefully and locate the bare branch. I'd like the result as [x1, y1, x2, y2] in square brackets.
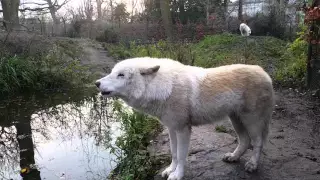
[20, 2, 48, 6]
[0, 0, 71, 13]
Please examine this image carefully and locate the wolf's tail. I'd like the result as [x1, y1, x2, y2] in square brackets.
[262, 88, 275, 144]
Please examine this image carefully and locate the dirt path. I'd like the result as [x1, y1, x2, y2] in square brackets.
[75, 38, 117, 77]
[151, 89, 320, 180]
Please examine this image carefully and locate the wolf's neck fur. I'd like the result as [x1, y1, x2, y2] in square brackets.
[122, 70, 174, 117]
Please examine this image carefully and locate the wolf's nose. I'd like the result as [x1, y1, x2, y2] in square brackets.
[95, 81, 101, 88]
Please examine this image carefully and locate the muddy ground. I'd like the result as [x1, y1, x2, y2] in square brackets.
[151, 89, 320, 180]
[78, 40, 320, 180]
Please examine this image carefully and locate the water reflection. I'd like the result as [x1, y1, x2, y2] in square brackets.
[0, 89, 121, 180]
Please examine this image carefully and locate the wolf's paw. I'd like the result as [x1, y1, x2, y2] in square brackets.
[161, 164, 177, 178]
[167, 169, 184, 180]
[245, 159, 258, 173]
[222, 152, 239, 162]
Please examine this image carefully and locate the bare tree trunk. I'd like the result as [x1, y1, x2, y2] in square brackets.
[144, 0, 151, 40]
[238, 0, 243, 22]
[96, 0, 103, 20]
[0, 0, 20, 31]
[223, 0, 228, 29]
[131, 0, 137, 23]
[110, 0, 114, 28]
[46, 0, 59, 24]
[62, 17, 67, 36]
[45, 0, 68, 35]
[206, 0, 210, 26]
[160, 0, 173, 41]
[146, 16, 149, 39]
[179, 0, 185, 23]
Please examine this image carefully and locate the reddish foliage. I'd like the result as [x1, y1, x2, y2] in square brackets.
[209, 15, 215, 20]
[303, 6, 320, 23]
[303, 5, 320, 42]
[176, 19, 183, 39]
[195, 23, 205, 41]
[311, 39, 318, 44]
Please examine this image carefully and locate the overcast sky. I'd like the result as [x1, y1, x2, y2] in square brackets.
[1, 0, 239, 19]
[20, 0, 144, 14]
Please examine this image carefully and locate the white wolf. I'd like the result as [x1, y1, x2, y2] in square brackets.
[240, 23, 251, 36]
[95, 57, 274, 180]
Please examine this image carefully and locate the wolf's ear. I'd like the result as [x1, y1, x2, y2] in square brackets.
[140, 65, 160, 75]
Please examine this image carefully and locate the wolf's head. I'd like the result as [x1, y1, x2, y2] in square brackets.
[95, 58, 160, 99]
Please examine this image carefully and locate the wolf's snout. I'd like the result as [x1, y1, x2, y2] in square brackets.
[95, 81, 101, 88]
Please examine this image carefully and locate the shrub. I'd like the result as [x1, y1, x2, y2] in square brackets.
[108, 100, 162, 180]
[275, 25, 308, 87]
[215, 125, 228, 133]
[96, 29, 119, 43]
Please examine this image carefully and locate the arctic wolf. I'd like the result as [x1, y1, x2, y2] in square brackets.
[95, 57, 274, 180]
[240, 23, 251, 36]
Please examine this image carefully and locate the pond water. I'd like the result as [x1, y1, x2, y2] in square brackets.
[0, 89, 122, 180]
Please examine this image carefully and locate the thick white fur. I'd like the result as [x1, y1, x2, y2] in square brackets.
[240, 23, 251, 36]
[96, 57, 274, 180]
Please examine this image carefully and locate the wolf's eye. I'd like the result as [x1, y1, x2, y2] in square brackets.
[118, 73, 124, 77]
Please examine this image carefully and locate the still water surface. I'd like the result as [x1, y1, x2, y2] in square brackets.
[0, 89, 122, 180]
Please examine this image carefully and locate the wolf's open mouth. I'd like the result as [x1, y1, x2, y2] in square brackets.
[101, 91, 112, 95]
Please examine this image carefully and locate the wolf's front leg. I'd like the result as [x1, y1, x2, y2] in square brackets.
[161, 128, 178, 177]
[167, 126, 191, 180]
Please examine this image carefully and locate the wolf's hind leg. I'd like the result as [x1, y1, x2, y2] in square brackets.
[240, 112, 270, 172]
[223, 114, 251, 162]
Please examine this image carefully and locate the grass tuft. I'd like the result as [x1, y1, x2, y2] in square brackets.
[0, 40, 92, 97]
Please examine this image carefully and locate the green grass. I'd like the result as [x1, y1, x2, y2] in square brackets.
[215, 125, 228, 133]
[104, 32, 308, 87]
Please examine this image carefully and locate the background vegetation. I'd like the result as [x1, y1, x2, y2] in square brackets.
[104, 29, 308, 88]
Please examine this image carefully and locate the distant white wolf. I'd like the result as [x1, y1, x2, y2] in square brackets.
[240, 22, 251, 36]
[95, 57, 274, 180]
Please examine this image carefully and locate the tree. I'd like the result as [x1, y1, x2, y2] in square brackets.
[82, 0, 94, 21]
[96, 0, 105, 20]
[160, 0, 173, 41]
[142, 0, 152, 39]
[114, 3, 129, 27]
[0, 0, 20, 31]
[178, 0, 185, 23]
[238, 0, 243, 21]
[18, 0, 69, 23]
[130, 0, 138, 23]
[42, 0, 69, 24]
[18, 0, 69, 35]
[21, 1, 67, 21]
[110, 0, 114, 26]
